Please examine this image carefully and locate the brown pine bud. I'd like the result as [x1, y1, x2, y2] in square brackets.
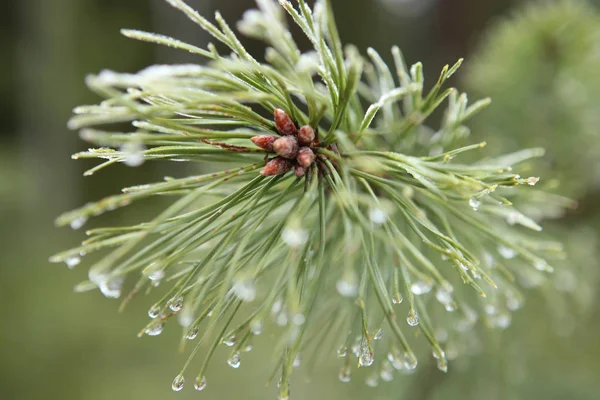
[251, 135, 278, 152]
[296, 147, 315, 168]
[261, 157, 293, 176]
[274, 108, 297, 136]
[273, 136, 299, 159]
[297, 125, 315, 146]
[294, 165, 307, 177]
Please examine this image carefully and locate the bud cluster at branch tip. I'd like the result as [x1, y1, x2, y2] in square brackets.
[254, 109, 318, 177]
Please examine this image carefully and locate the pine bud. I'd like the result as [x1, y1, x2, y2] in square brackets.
[274, 108, 297, 136]
[297, 125, 315, 146]
[251, 135, 278, 151]
[261, 157, 293, 176]
[296, 147, 315, 168]
[294, 165, 306, 177]
[273, 136, 299, 159]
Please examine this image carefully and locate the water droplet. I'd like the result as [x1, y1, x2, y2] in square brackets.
[358, 337, 374, 367]
[194, 376, 206, 391]
[490, 312, 512, 329]
[223, 335, 236, 347]
[469, 198, 481, 211]
[373, 328, 383, 341]
[534, 259, 552, 272]
[410, 281, 432, 295]
[484, 304, 497, 315]
[178, 309, 194, 327]
[433, 348, 448, 372]
[392, 292, 403, 304]
[70, 216, 87, 230]
[99, 276, 124, 299]
[65, 256, 81, 269]
[498, 245, 517, 259]
[526, 176, 539, 186]
[148, 304, 161, 319]
[171, 374, 184, 392]
[227, 351, 241, 368]
[250, 319, 263, 335]
[122, 141, 145, 167]
[506, 294, 523, 311]
[148, 269, 165, 281]
[271, 299, 283, 314]
[292, 313, 305, 326]
[186, 326, 199, 340]
[369, 207, 388, 224]
[338, 365, 351, 382]
[403, 352, 418, 370]
[380, 361, 394, 382]
[436, 328, 449, 343]
[232, 278, 256, 302]
[169, 296, 183, 312]
[145, 322, 164, 336]
[243, 344, 253, 352]
[281, 227, 308, 247]
[388, 352, 404, 370]
[436, 357, 448, 373]
[277, 388, 290, 400]
[365, 373, 379, 387]
[336, 278, 358, 297]
[337, 344, 348, 358]
[407, 310, 419, 326]
[435, 286, 453, 305]
[293, 354, 301, 368]
[276, 312, 288, 326]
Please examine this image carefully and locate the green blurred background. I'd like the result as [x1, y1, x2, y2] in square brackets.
[1, 0, 599, 399]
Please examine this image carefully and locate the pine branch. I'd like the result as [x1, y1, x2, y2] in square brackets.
[52, 0, 567, 396]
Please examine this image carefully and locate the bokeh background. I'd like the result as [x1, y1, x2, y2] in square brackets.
[1, 0, 599, 399]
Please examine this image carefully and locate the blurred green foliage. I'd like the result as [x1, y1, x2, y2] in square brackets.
[466, 0, 600, 199]
[1, 1, 599, 399]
